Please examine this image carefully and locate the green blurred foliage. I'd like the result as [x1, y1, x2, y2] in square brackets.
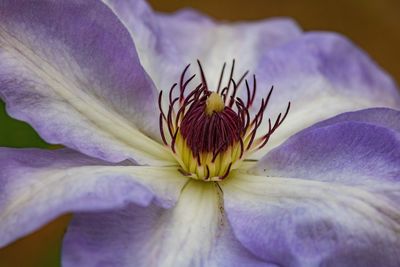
[0, 100, 48, 148]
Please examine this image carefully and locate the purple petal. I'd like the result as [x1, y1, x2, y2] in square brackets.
[0, 148, 187, 248]
[310, 107, 400, 133]
[62, 181, 275, 267]
[248, 33, 400, 159]
[0, 0, 172, 164]
[223, 173, 400, 267]
[255, 108, 400, 186]
[104, 0, 302, 91]
[223, 108, 400, 266]
[213, 224, 278, 267]
[254, 33, 400, 108]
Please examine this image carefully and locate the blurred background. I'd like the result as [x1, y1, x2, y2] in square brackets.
[0, 0, 399, 266]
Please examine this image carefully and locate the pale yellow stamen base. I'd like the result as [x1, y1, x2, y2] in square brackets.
[172, 132, 243, 181]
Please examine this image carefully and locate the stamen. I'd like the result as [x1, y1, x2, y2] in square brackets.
[244, 75, 257, 109]
[170, 127, 179, 153]
[226, 59, 235, 93]
[180, 64, 196, 104]
[219, 163, 232, 180]
[159, 113, 168, 145]
[158, 60, 290, 181]
[217, 62, 226, 93]
[169, 83, 178, 104]
[197, 60, 208, 89]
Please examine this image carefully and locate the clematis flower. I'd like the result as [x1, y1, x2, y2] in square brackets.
[1, 0, 400, 266]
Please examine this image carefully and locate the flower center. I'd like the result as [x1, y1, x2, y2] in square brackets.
[159, 60, 290, 181]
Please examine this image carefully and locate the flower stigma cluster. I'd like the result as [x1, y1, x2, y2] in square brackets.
[159, 61, 290, 181]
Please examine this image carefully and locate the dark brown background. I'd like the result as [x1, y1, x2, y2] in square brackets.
[0, 1, 399, 266]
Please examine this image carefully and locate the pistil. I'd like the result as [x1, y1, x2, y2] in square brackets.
[205, 92, 225, 115]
